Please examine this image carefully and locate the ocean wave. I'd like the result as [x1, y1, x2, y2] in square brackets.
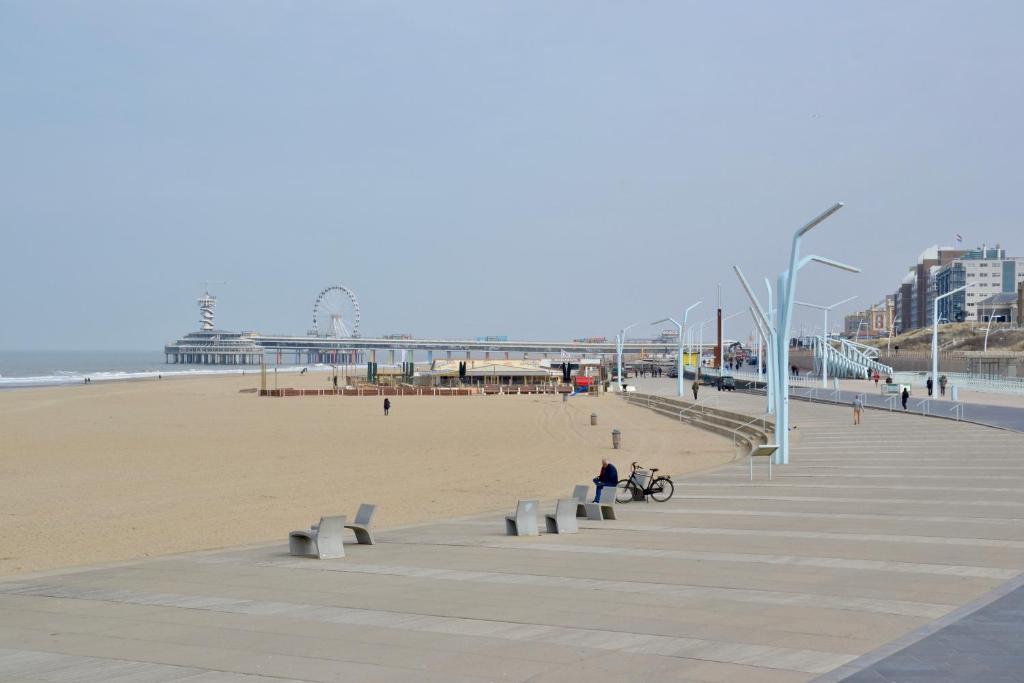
[0, 365, 329, 389]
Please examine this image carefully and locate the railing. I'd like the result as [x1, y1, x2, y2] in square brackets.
[949, 403, 965, 421]
[885, 395, 899, 412]
[893, 371, 1024, 396]
[916, 398, 931, 416]
[673, 395, 721, 422]
[732, 413, 771, 453]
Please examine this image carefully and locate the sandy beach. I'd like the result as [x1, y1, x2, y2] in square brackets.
[0, 374, 735, 576]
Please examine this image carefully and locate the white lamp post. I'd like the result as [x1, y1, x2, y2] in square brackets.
[616, 322, 638, 392]
[652, 301, 701, 397]
[718, 310, 743, 373]
[794, 295, 857, 387]
[735, 202, 857, 465]
[932, 283, 974, 393]
[695, 317, 714, 372]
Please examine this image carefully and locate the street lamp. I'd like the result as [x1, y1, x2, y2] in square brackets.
[694, 317, 714, 371]
[736, 202, 857, 465]
[887, 315, 901, 354]
[652, 301, 701, 397]
[853, 320, 868, 342]
[718, 310, 743, 373]
[794, 295, 857, 387]
[932, 283, 974, 393]
[616, 322, 639, 392]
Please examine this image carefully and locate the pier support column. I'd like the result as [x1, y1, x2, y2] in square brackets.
[389, 349, 395, 365]
[485, 351, 490, 360]
[466, 350, 471, 360]
[446, 350, 452, 361]
[427, 350, 433, 364]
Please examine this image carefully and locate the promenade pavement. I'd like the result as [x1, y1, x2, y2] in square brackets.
[665, 371, 1024, 432]
[2, 393, 1024, 681]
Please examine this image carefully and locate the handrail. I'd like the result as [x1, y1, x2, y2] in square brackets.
[885, 395, 898, 412]
[732, 413, 770, 452]
[949, 402, 964, 422]
[915, 398, 931, 416]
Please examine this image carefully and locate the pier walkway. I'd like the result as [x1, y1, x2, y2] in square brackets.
[2, 399, 1024, 681]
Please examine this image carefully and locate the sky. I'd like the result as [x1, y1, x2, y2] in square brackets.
[2, 1, 1022, 349]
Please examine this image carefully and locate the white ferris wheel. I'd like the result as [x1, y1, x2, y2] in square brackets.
[311, 285, 361, 338]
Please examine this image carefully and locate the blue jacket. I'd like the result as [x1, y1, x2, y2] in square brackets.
[599, 463, 618, 485]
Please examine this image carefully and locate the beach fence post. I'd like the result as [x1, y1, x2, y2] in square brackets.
[611, 429, 621, 449]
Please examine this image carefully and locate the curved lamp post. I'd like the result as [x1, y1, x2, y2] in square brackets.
[718, 310, 743, 373]
[616, 322, 639, 392]
[652, 301, 701, 397]
[735, 202, 858, 465]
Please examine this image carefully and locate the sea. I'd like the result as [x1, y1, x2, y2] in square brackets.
[0, 350, 314, 388]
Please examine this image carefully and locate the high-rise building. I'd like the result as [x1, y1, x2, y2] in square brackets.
[907, 246, 968, 329]
[894, 272, 913, 334]
[933, 245, 1024, 322]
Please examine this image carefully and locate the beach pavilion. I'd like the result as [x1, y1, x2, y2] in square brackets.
[421, 359, 558, 387]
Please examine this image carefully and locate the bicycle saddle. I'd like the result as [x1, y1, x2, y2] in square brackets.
[650, 467, 660, 472]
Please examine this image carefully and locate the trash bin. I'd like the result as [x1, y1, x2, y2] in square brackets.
[591, 413, 598, 426]
[611, 429, 621, 449]
[951, 385, 958, 402]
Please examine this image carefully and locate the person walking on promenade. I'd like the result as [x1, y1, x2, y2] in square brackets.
[926, 377, 933, 397]
[593, 459, 618, 502]
[692, 378, 699, 401]
[853, 394, 864, 425]
[383, 397, 391, 416]
[901, 386, 910, 411]
[872, 371, 880, 387]
[939, 375, 948, 397]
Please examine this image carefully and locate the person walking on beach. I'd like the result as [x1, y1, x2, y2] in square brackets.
[926, 377, 933, 397]
[692, 379, 699, 401]
[383, 397, 391, 416]
[853, 394, 864, 425]
[939, 375, 948, 397]
[593, 459, 618, 502]
[901, 386, 910, 411]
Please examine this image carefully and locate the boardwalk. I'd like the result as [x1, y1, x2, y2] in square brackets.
[2, 398, 1023, 681]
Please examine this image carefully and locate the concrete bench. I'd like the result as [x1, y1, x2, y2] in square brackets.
[571, 484, 590, 517]
[505, 500, 539, 536]
[544, 499, 579, 534]
[345, 503, 377, 545]
[290, 515, 346, 559]
[583, 487, 617, 521]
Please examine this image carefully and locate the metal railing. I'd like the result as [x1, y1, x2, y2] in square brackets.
[915, 398, 931, 416]
[892, 371, 1024, 396]
[732, 413, 771, 452]
[949, 402, 964, 421]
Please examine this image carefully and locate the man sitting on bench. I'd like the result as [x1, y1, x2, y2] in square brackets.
[593, 459, 618, 502]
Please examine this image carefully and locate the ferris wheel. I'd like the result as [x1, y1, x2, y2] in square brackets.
[311, 286, 361, 338]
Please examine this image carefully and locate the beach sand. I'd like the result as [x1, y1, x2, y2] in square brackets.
[0, 374, 735, 576]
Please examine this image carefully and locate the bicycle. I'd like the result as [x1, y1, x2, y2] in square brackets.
[615, 462, 674, 503]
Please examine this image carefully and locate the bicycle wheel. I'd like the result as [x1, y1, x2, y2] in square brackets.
[615, 479, 637, 503]
[649, 477, 674, 502]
